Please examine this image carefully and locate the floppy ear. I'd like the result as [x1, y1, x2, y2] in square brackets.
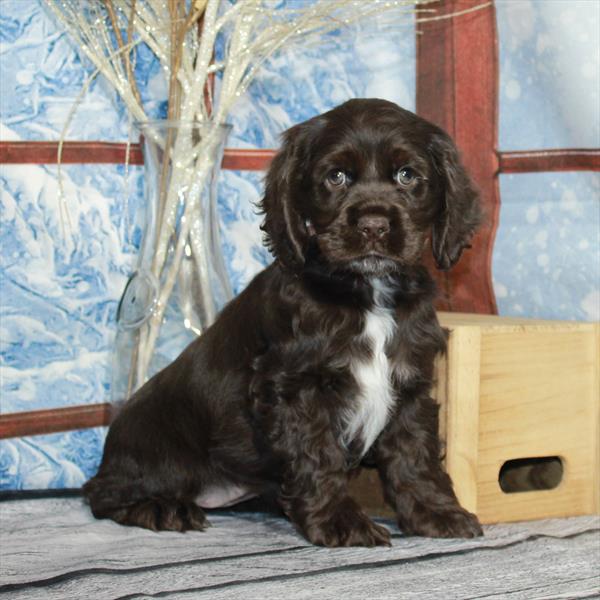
[429, 133, 482, 270]
[259, 121, 318, 270]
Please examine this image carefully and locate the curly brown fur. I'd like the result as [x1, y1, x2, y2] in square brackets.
[84, 98, 482, 545]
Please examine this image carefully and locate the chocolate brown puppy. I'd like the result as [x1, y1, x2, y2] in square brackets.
[84, 99, 483, 546]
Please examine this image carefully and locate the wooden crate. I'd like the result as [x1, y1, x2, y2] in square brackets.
[350, 313, 600, 524]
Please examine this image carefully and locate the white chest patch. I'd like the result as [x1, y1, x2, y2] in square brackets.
[342, 279, 397, 456]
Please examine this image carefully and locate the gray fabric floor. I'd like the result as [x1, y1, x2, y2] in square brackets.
[0, 497, 598, 599]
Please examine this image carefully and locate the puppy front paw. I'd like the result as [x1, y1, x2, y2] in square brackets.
[302, 500, 391, 547]
[401, 506, 483, 539]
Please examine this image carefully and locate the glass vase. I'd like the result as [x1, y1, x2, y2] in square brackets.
[111, 121, 233, 404]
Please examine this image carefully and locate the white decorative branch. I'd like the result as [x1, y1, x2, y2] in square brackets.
[45, 0, 440, 394]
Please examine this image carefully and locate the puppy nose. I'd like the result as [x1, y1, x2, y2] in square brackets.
[357, 215, 390, 240]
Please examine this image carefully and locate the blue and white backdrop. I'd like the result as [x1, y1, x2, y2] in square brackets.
[0, 0, 598, 489]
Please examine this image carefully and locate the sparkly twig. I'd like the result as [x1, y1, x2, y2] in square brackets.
[45, 0, 444, 392]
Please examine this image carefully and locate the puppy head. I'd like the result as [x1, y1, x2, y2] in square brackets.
[259, 98, 481, 276]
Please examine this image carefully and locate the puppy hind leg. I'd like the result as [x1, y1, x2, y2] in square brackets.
[83, 476, 208, 532]
[119, 497, 208, 532]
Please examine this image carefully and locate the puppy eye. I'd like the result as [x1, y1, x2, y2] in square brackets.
[326, 169, 349, 188]
[393, 166, 417, 186]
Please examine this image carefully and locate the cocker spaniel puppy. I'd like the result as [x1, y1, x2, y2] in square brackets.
[84, 99, 483, 546]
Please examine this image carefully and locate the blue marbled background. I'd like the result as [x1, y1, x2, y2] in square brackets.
[0, 0, 598, 489]
[494, 0, 599, 321]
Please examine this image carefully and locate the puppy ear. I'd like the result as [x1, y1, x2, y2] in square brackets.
[259, 122, 317, 270]
[429, 133, 482, 270]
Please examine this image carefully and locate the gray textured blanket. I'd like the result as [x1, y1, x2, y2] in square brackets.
[0, 497, 598, 599]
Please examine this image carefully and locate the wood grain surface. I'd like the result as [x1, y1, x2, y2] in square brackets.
[0, 498, 598, 599]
